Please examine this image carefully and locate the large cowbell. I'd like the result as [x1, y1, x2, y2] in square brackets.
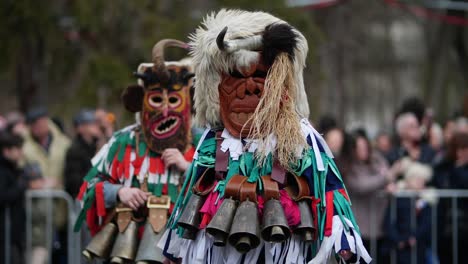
[135, 221, 165, 264]
[177, 169, 216, 240]
[177, 193, 204, 239]
[261, 199, 291, 243]
[206, 198, 238, 246]
[294, 200, 316, 242]
[228, 200, 261, 253]
[110, 221, 139, 264]
[82, 222, 118, 261]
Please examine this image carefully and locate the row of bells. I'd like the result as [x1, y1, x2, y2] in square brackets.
[82, 220, 165, 264]
[177, 194, 316, 254]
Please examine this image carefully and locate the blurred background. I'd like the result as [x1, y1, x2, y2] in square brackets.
[0, 0, 467, 264]
[0, 0, 466, 133]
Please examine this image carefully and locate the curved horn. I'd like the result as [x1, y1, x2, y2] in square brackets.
[216, 27, 263, 53]
[151, 39, 189, 81]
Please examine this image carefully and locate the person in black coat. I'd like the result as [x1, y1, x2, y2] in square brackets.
[433, 132, 468, 263]
[0, 132, 28, 264]
[64, 109, 102, 198]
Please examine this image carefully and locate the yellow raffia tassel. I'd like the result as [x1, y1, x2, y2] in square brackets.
[246, 52, 306, 170]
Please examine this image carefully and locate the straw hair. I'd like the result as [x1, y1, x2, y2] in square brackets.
[247, 52, 307, 169]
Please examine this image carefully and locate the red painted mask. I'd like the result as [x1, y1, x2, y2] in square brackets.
[219, 61, 268, 137]
[141, 65, 192, 154]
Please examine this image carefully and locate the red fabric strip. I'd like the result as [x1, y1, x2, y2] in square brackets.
[132, 150, 146, 176]
[325, 191, 334, 236]
[95, 182, 106, 217]
[111, 155, 119, 180]
[149, 157, 157, 173]
[310, 197, 321, 240]
[77, 181, 88, 200]
[123, 146, 132, 179]
[184, 146, 195, 161]
[86, 204, 99, 236]
[155, 157, 165, 174]
[338, 188, 350, 201]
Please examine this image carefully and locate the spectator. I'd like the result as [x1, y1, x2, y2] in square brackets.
[454, 117, 468, 134]
[324, 127, 345, 157]
[23, 107, 70, 187]
[375, 131, 393, 157]
[429, 123, 444, 164]
[5, 111, 28, 137]
[433, 132, 468, 263]
[317, 114, 337, 135]
[64, 109, 102, 198]
[386, 113, 435, 166]
[95, 109, 116, 141]
[383, 161, 435, 264]
[0, 132, 27, 264]
[342, 130, 394, 263]
[22, 107, 71, 264]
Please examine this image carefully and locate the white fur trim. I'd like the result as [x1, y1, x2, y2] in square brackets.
[190, 9, 309, 127]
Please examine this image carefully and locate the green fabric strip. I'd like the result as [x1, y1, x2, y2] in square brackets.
[84, 166, 99, 182]
[73, 188, 96, 232]
[107, 139, 120, 163]
[138, 137, 147, 157]
[155, 174, 163, 196]
[168, 183, 178, 203]
[117, 133, 130, 162]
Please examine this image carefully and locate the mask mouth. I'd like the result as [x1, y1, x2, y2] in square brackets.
[150, 114, 182, 139]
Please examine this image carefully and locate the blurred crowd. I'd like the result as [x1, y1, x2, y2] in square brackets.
[318, 97, 468, 264]
[0, 96, 467, 264]
[0, 107, 116, 264]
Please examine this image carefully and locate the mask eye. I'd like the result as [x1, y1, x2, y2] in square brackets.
[168, 94, 181, 108]
[253, 70, 267, 78]
[149, 93, 163, 108]
[229, 70, 244, 78]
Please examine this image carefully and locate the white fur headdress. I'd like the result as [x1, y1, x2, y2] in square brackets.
[190, 9, 309, 128]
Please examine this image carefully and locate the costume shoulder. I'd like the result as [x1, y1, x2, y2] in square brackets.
[73, 124, 140, 233]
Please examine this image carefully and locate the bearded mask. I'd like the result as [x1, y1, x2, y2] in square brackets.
[122, 39, 194, 154]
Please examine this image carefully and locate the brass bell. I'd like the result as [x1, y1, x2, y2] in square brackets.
[261, 199, 290, 243]
[228, 200, 260, 253]
[206, 198, 238, 246]
[110, 220, 139, 263]
[135, 220, 166, 264]
[177, 194, 204, 240]
[293, 200, 316, 242]
[82, 222, 118, 261]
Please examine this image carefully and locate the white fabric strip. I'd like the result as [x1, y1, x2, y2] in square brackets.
[193, 126, 211, 159]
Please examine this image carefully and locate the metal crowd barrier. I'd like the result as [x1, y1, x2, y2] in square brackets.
[24, 189, 81, 264]
[2, 189, 468, 264]
[368, 189, 468, 264]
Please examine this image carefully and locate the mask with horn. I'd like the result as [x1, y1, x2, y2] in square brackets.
[191, 10, 310, 168]
[121, 39, 194, 154]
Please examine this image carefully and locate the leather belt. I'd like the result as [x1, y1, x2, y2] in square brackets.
[115, 203, 133, 233]
[147, 195, 171, 233]
[192, 168, 216, 196]
[262, 175, 280, 200]
[224, 175, 247, 200]
[285, 174, 310, 201]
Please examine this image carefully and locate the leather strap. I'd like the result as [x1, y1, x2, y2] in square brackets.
[215, 131, 229, 180]
[239, 180, 257, 203]
[147, 196, 170, 233]
[262, 175, 280, 200]
[285, 174, 310, 201]
[224, 175, 247, 199]
[115, 203, 133, 233]
[271, 159, 287, 184]
[192, 168, 216, 196]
